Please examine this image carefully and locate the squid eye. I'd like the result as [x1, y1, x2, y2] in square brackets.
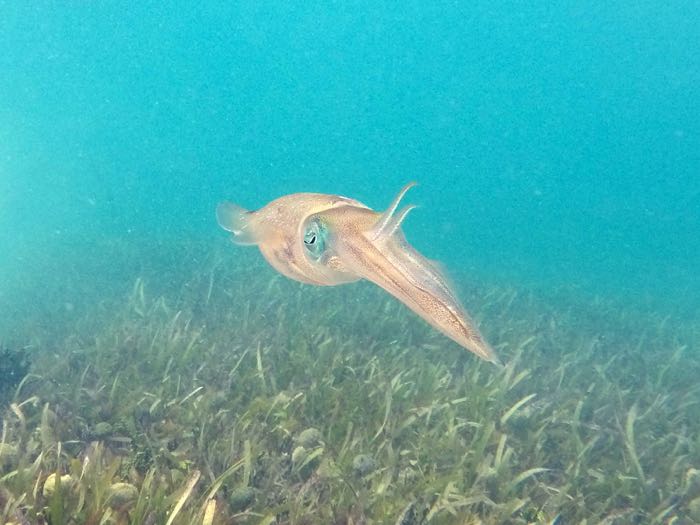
[303, 219, 327, 259]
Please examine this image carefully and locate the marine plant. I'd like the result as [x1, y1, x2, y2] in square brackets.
[0, 239, 698, 523]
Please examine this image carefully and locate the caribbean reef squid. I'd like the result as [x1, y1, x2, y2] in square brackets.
[216, 183, 500, 365]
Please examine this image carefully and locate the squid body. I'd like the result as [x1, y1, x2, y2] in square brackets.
[216, 183, 500, 365]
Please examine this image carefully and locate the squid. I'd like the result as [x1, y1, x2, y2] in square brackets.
[216, 183, 500, 364]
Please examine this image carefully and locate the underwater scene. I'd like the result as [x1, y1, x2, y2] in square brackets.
[1, 2, 699, 524]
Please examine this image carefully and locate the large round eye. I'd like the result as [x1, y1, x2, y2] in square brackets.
[303, 219, 327, 259]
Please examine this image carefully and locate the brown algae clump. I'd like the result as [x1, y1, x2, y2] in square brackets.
[42, 474, 73, 498]
[107, 482, 139, 509]
[295, 427, 323, 448]
[352, 454, 377, 477]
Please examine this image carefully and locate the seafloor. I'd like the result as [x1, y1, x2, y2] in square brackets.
[0, 238, 698, 524]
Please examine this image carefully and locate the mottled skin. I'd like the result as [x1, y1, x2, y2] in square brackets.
[217, 184, 500, 365]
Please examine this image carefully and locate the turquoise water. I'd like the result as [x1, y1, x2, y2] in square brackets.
[1, 4, 700, 522]
[2, 2, 698, 317]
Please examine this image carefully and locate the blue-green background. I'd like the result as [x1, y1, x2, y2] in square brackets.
[2, 1, 698, 323]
